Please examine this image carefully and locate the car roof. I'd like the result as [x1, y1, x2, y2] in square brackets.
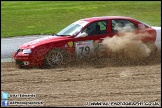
[80, 16, 135, 22]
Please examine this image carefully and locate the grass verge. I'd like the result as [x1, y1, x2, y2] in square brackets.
[1, 1, 161, 38]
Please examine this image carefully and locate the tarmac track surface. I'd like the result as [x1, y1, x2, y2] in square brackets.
[1, 55, 161, 107]
[1, 35, 47, 60]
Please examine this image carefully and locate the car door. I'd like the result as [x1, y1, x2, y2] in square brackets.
[73, 20, 109, 59]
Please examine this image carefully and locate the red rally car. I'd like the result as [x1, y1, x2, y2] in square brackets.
[13, 16, 160, 67]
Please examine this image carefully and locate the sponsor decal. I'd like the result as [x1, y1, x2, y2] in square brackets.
[68, 41, 73, 47]
[76, 42, 91, 47]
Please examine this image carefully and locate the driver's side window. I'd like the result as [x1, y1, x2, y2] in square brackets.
[82, 20, 107, 36]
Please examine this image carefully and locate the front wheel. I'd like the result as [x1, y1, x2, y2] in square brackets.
[44, 48, 71, 67]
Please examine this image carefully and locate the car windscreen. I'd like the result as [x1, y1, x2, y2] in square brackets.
[57, 23, 83, 36]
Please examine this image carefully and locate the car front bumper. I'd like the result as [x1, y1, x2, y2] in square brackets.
[13, 52, 43, 67]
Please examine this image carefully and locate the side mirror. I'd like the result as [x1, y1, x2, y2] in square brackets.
[75, 32, 88, 38]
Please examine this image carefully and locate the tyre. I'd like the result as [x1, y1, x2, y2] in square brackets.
[44, 48, 71, 67]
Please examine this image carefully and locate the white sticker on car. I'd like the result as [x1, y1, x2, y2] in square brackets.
[75, 40, 94, 59]
[74, 20, 89, 27]
[138, 24, 145, 29]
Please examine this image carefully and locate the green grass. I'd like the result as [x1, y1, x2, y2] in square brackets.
[1, 1, 161, 38]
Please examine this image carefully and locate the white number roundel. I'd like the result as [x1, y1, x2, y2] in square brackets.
[75, 40, 94, 59]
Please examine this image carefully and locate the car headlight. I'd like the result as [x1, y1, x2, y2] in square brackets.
[22, 49, 32, 54]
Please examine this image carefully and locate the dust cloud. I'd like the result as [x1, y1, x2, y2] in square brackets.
[101, 30, 155, 61]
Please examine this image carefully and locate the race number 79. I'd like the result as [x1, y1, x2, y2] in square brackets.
[79, 46, 90, 56]
[75, 41, 94, 59]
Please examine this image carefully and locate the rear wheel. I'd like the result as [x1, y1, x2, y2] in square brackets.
[44, 48, 71, 67]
